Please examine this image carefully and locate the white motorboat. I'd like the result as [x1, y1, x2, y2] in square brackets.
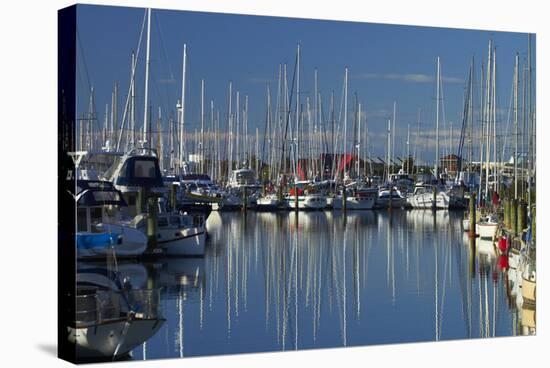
[476, 214, 499, 240]
[126, 199, 206, 256]
[103, 147, 167, 217]
[407, 184, 450, 209]
[285, 193, 327, 210]
[255, 193, 281, 211]
[332, 188, 377, 210]
[376, 187, 406, 208]
[75, 180, 147, 259]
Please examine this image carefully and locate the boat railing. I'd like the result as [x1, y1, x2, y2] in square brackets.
[126, 147, 159, 158]
[126, 288, 162, 319]
[75, 288, 162, 326]
[75, 290, 123, 326]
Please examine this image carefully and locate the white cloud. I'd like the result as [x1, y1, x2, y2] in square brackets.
[356, 72, 463, 84]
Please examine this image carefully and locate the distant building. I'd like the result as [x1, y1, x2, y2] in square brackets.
[440, 154, 462, 176]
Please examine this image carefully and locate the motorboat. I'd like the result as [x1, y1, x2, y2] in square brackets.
[75, 180, 147, 259]
[476, 214, 499, 241]
[376, 187, 406, 209]
[406, 184, 450, 209]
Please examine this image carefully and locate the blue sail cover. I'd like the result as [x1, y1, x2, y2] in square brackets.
[76, 232, 118, 249]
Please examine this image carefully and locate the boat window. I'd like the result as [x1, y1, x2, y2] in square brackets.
[170, 216, 180, 226]
[92, 191, 120, 202]
[158, 217, 169, 227]
[90, 207, 103, 224]
[134, 160, 157, 178]
[77, 208, 87, 232]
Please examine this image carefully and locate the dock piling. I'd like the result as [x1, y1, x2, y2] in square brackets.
[469, 192, 476, 238]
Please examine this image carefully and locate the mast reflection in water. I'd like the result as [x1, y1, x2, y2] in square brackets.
[127, 210, 521, 359]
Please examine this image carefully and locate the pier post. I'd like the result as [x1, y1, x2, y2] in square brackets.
[510, 199, 518, 237]
[469, 237, 476, 277]
[169, 183, 178, 211]
[137, 186, 147, 214]
[503, 199, 510, 231]
[518, 200, 527, 234]
[532, 206, 536, 245]
[469, 192, 476, 238]
[146, 196, 158, 251]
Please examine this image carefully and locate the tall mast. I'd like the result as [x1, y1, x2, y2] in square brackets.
[200, 78, 205, 173]
[514, 53, 519, 199]
[492, 49, 497, 193]
[435, 56, 440, 181]
[527, 34, 533, 208]
[142, 8, 151, 147]
[484, 41, 492, 200]
[179, 44, 187, 172]
[467, 58, 474, 178]
[386, 119, 391, 181]
[295, 44, 301, 180]
[392, 101, 396, 176]
[406, 123, 410, 174]
[227, 81, 233, 180]
[343, 67, 348, 179]
[130, 51, 136, 148]
[357, 101, 361, 177]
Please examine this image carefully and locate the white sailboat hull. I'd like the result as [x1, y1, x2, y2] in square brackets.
[407, 192, 450, 209]
[158, 227, 206, 256]
[79, 225, 148, 259]
[285, 195, 327, 210]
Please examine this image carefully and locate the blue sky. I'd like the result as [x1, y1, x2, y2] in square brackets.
[75, 4, 534, 162]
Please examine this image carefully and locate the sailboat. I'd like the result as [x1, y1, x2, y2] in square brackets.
[408, 57, 463, 210]
[74, 180, 147, 259]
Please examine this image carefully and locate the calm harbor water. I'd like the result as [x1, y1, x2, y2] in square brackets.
[119, 210, 519, 360]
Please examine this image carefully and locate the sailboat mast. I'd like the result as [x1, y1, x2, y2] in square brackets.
[484, 41, 492, 200]
[357, 101, 362, 177]
[343, 67, 348, 179]
[514, 53, 519, 199]
[391, 101, 396, 178]
[142, 7, 151, 148]
[200, 78, 205, 173]
[130, 51, 136, 148]
[179, 44, 187, 172]
[295, 44, 301, 180]
[435, 56, 440, 181]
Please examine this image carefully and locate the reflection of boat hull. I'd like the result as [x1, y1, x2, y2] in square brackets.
[521, 303, 536, 329]
[476, 223, 498, 240]
[375, 197, 406, 209]
[332, 196, 376, 210]
[255, 196, 281, 211]
[522, 276, 536, 303]
[476, 239, 496, 258]
[462, 218, 470, 231]
[69, 318, 164, 360]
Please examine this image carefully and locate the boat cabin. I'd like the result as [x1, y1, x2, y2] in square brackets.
[75, 180, 126, 233]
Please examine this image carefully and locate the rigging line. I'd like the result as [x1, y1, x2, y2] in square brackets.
[501, 76, 514, 166]
[117, 9, 147, 151]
